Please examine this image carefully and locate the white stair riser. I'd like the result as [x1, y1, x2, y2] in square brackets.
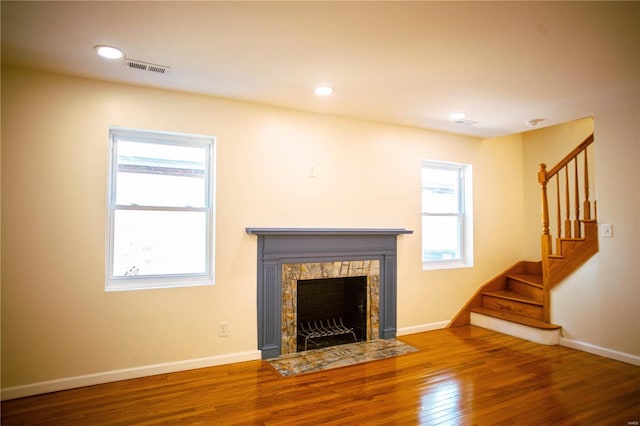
[471, 312, 560, 345]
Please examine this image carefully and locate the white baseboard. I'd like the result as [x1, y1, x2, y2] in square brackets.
[397, 320, 449, 336]
[1, 350, 262, 401]
[471, 312, 560, 345]
[559, 337, 640, 366]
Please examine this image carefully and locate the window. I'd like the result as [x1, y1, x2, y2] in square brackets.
[106, 128, 215, 290]
[421, 160, 473, 269]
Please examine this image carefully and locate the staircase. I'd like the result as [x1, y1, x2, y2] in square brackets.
[449, 133, 598, 344]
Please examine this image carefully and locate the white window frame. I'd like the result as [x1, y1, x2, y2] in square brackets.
[421, 160, 473, 270]
[106, 127, 216, 291]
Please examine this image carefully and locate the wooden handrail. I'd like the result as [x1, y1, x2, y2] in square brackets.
[543, 133, 594, 180]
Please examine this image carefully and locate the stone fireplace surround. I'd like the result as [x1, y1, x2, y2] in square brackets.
[282, 260, 378, 354]
[246, 228, 412, 359]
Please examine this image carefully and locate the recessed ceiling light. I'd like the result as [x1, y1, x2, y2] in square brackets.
[314, 86, 334, 96]
[449, 112, 477, 126]
[95, 45, 124, 60]
[449, 112, 467, 122]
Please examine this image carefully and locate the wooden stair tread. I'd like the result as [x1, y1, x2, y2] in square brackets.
[483, 290, 542, 306]
[471, 307, 561, 330]
[507, 273, 543, 287]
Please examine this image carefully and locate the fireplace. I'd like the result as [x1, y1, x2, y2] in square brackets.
[246, 228, 412, 359]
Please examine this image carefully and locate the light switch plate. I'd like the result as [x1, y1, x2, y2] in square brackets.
[218, 321, 229, 337]
[600, 223, 613, 238]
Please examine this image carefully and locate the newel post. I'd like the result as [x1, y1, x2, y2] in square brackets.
[538, 163, 552, 323]
[538, 164, 551, 241]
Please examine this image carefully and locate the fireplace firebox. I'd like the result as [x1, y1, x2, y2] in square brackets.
[246, 227, 412, 359]
[296, 276, 367, 351]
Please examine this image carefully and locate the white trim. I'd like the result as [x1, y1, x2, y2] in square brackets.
[397, 320, 449, 336]
[1, 350, 261, 401]
[421, 160, 474, 270]
[471, 312, 560, 345]
[422, 261, 472, 270]
[106, 127, 216, 291]
[559, 337, 640, 366]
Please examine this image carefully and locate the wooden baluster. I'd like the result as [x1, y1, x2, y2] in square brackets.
[583, 148, 591, 220]
[564, 166, 571, 238]
[556, 174, 562, 253]
[574, 157, 581, 238]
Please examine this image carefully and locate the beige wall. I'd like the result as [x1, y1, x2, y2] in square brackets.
[551, 105, 639, 357]
[4, 65, 638, 394]
[1, 67, 527, 390]
[522, 113, 640, 358]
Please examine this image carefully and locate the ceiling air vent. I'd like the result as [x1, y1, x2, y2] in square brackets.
[453, 119, 478, 126]
[124, 58, 171, 75]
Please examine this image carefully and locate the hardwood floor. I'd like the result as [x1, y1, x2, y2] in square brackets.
[2, 326, 638, 425]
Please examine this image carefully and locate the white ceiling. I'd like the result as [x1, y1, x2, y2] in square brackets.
[2, 1, 638, 138]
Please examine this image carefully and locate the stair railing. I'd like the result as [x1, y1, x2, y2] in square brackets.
[538, 133, 595, 257]
[538, 133, 595, 322]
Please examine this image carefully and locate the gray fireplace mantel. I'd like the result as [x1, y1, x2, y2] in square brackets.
[246, 227, 413, 236]
[246, 227, 413, 359]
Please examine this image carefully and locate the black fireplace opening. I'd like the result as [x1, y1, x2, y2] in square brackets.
[296, 276, 367, 352]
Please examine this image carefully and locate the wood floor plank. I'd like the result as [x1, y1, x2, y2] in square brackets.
[2, 326, 638, 425]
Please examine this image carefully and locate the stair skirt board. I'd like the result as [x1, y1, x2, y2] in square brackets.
[470, 312, 560, 345]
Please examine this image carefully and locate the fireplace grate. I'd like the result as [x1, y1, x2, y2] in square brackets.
[298, 318, 358, 351]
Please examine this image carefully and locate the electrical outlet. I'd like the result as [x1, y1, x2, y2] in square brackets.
[600, 223, 613, 238]
[218, 321, 229, 337]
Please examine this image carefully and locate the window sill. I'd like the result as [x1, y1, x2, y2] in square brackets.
[105, 279, 214, 292]
[422, 261, 473, 271]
